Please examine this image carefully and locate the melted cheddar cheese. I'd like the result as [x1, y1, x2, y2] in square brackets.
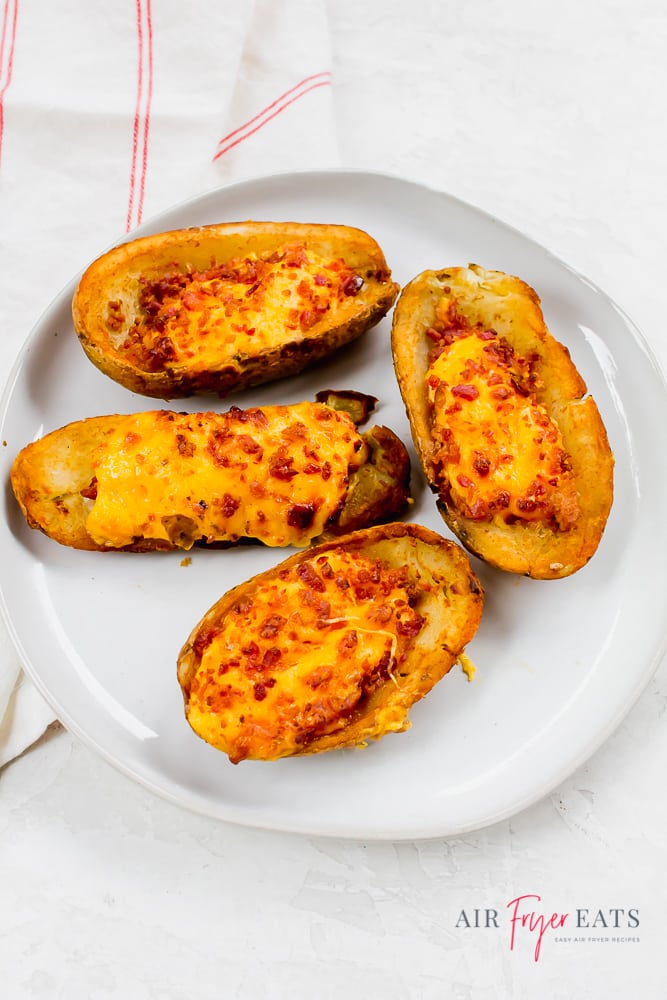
[116, 245, 364, 373]
[186, 550, 426, 762]
[426, 309, 579, 528]
[85, 403, 365, 548]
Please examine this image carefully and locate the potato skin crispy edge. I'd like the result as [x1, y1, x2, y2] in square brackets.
[9, 412, 411, 553]
[177, 521, 484, 761]
[72, 221, 399, 399]
[391, 264, 614, 579]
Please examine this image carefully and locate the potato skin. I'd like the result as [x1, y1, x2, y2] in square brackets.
[10, 409, 411, 553]
[72, 221, 399, 399]
[177, 522, 484, 761]
[391, 265, 614, 579]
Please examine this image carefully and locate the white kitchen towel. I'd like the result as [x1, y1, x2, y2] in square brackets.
[0, 0, 339, 767]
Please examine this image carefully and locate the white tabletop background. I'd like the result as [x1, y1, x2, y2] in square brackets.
[1, 1, 666, 997]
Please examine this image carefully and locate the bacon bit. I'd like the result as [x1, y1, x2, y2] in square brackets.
[220, 493, 240, 518]
[451, 384, 479, 401]
[176, 433, 195, 457]
[457, 474, 473, 488]
[321, 461, 332, 481]
[477, 329, 497, 340]
[338, 630, 358, 653]
[492, 490, 511, 509]
[342, 273, 363, 296]
[299, 309, 318, 331]
[483, 339, 515, 366]
[282, 421, 307, 441]
[183, 290, 203, 311]
[253, 683, 268, 701]
[268, 450, 298, 481]
[511, 374, 532, 397]
[558, 450, 572, 472]
[468, 499, 489, 520]
[314, 273, 328, 286]
[287, 503, 316, 530]
[262, 647, 282, 668]
[147, 335, 177, 369]
[192, 627, 218, 659]
[316, 599, 331, 620]
[226, 405, 268, 428]
[296, 561, 325, 592]
[237, 434, 263, 456]
[259, 616, 286, 639]
[396, 613, 425, 637]
[472, 453, 491, 477]
[283, 244, 308, 267]
[374, 650, 394, 682]
[369, 604, 393, 625]
[80, 477, 98, 500]
[106, 299, 125, 332]
[490, 385, 512, 400]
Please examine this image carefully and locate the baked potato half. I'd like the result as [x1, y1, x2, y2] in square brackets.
[177, 522, 484, 763]
[391, 265, 614, 579]
[72, 221, 399, 399]
[10, 399, 411, 552]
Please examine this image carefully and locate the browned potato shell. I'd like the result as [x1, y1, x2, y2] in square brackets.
[177, 522, 484, 763]
[10, 400, 411, 553]
[391, 264, 614, 579]
[72, 221, 399, 399]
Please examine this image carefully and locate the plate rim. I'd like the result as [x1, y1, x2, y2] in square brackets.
[2, 167, 667, 841]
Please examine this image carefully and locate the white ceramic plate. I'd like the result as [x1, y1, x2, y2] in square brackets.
[1, 170, 666, 840]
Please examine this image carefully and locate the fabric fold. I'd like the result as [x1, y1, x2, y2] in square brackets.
[204, 0, 338, 187]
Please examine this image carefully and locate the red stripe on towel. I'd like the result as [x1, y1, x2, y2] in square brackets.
[213, 72, 332, 162]
[126, 0, 153, 231]
[137, 0, 153, 226]
[0, 0, 19, 167]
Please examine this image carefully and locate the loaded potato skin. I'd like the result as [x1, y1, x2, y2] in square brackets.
[10, 400, 411, 553]
[72, 221, 399, 399]
[391, 265, 614, 579]
[177, 522, 484, 763]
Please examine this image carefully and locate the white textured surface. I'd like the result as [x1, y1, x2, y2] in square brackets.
[1, 1, 666, 996]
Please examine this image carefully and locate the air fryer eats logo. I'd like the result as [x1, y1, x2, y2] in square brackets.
[455, 895, 640, 961]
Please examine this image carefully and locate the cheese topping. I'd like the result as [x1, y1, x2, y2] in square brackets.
[85, 403, 365, 548]
[426, 303, 579, 528]
[186, 550, 426, 762]
[113, 244, 365, 373]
